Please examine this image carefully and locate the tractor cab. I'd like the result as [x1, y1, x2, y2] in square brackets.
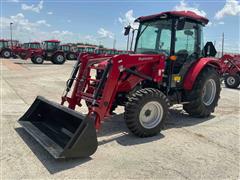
[0, 39, 8, 49]
[43, 40, 60, 52]
[59, 44, 76, 60]
[126, 11, 216, 76]
[85, 46, 96, 53]
[59, 44, 71, 52]
[77, 45, 86, 53]
[23, 42, 41, 49]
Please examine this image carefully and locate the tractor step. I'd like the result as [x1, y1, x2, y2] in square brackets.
[18, 96, 98, 159]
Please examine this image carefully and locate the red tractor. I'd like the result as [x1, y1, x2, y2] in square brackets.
[0, 39, 12, 58]
[59, 44, 77, 60]
[29, 40, 66, 64]
[15, 42, 42, 60]
[18, 11, 221, 159]
[220, 54, 240, 88]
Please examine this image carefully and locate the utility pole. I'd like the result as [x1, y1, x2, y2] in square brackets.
[222, 32, 224, 56]
[10, 22, 13, 48]
[113, 38, 116, 49]
[126, 34, 130, 51]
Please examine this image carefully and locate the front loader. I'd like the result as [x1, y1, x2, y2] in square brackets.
[18, 11, 221, 159]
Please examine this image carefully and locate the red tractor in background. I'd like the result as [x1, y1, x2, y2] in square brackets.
[75, 45, 97, 58]
[0, 39, 12, 58]
[19, 11, 222, 159]
[29, 40, 66, 64]
[59, 44, 76, 60]
[17, 42, 42, 60]
[220, 54, 240, 88]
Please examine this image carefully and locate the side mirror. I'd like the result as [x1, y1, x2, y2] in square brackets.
[124, 25, 131, 36]
[203, 42, 217, 57]
[177, 18, 185, 30]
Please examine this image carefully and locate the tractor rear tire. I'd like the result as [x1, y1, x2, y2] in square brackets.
[31, 56, 44, 64]
[183, 67, 221, 117]
[67, 53, 76, 60]
[124, 88, 169, 137]
[52, 53, 66, 64]
[1, 49, 11, 58]
[224, 74, 240, 89]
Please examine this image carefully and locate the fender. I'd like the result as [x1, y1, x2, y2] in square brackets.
[183, 57, 221, 90]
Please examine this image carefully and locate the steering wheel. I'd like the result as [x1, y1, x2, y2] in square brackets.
[158, 49, 170, 56]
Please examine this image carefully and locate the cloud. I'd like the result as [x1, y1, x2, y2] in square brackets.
[47, 11, 53, 15]
[174, 0, 207, 17]
[7, 0, 19, 2]
[83, 35, 97, 43]
[36, 20, 51, 27]
[21, 0, 43, 13]
[218, 21, 225, 25]
[67, 19, 71, 23]
[206, 21, 213, 27]
[97, 28, 114, 39]
[118, 9, 139, 29]
[0, 13, 51, 41]
[215, 0, 240, 19]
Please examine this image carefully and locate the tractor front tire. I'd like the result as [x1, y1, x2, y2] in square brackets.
[31, 56, 44, 64]
[183, 67, 221, 117]
[1, 49, 11, 58]
[52, 53, 66, 64]
[124, 88, 169, 137]
[224, 74, 240, 89]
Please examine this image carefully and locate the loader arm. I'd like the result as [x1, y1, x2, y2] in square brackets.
[62, 53, 165, 129]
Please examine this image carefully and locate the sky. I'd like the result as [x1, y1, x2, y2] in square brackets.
[1, 0, 240, 53]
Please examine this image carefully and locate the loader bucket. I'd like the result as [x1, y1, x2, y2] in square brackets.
[18, 96, 98, 159]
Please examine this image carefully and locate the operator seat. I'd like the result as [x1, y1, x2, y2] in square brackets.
[173, 50, 189, 74]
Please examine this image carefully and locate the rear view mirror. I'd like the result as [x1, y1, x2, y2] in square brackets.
[184, 30, 193, 36]
[177, 18, 185, 30]
[203, 42, 217, 57]
[124, 25, 131, 36]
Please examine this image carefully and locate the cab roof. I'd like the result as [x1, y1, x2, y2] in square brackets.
[27, 41, 40, 44]
[135, 11, 209, 25]
[44, 40, 60, 43]
[0, 39, 8, 42]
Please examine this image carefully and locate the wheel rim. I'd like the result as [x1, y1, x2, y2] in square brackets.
[4, 51, 10, 57]
[226, 76, 235, 86]
[57, 55, 64, 62]
[36, 57, 42, 63]
[139, 101, 163, 129]
[202, 79, 217, 106]
[70, 54, 74, 59]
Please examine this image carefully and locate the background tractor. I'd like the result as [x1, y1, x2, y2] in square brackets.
[0, 39, 12, 58]
[30, 40, 66, 64]
[220, 54, 240, 88]
[18, 11, 221, 159]
[16, 42, 42, 60]
[59, 44, 77, 60]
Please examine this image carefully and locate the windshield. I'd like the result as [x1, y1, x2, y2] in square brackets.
[45, 42, 59, 50]
[30, 43, 40, 49]
[23, 43, 29, 49]
[78, 47, 85, 52]
[135, 19, 172, 55]
[61, 45, 70, 51]
[86, 47, 95, 53]
[0, 41, 7, 48]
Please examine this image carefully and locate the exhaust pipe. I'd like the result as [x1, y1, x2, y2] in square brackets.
[18, 96, 98, 159]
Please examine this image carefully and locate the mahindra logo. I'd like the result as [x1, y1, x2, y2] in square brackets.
[138, 57, 153, 61]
